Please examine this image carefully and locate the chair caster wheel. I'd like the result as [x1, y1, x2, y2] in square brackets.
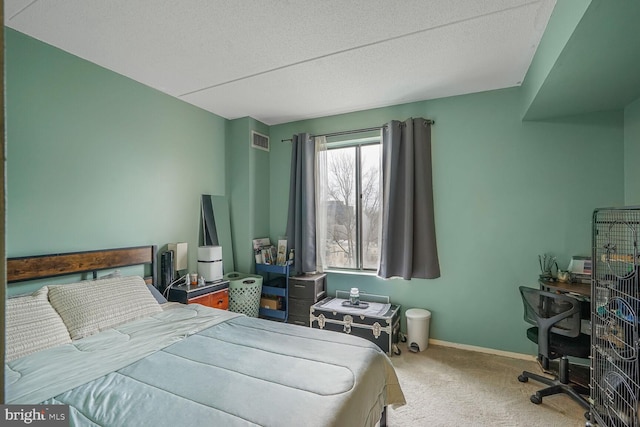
[517, 374, 528, 383]
[399, 333, 407, 343]
[392, 344, 401, 356]
[530, 394, 542, 405]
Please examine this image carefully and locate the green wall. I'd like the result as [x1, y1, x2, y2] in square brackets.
[269, 88, 624, 355]
[226, 117, 270, 273]
[5, 29, 227, 295]
[248, 118, 271, 264]
[227, 118, 252, 273]
[523, 1, 640, 120]
[520, 0, 591, 118]
[625, 97, 640, 205]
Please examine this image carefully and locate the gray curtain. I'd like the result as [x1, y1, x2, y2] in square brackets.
[286, 133, 317, 275]
[378, 118, 440, 280]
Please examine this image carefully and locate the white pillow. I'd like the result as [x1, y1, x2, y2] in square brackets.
[5, 287, 72, 362]
[48, 276, 163, 340]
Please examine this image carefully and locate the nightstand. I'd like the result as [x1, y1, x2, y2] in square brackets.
[168, 280, 229, 310]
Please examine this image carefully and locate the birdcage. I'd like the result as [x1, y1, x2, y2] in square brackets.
[591, 207, 640, 427]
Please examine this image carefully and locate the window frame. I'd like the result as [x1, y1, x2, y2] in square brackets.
[323, 136, 380, 272]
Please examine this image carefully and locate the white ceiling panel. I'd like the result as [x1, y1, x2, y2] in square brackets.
[5, 0, 556, 125]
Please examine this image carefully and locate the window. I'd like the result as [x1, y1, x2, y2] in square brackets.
[321, 139, 381, 271]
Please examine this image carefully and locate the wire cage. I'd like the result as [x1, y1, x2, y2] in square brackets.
[591, 207, 640, 427]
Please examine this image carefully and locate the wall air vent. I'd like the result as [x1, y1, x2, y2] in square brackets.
[251, 131, 270, 152]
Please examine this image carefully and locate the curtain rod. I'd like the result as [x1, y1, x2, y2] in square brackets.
[280, 119, 434, 142]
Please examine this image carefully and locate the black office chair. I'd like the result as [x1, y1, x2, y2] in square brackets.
[517, 286, 590, 410]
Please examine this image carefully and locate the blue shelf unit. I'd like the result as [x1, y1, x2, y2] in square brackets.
[256, 263, 290, 321]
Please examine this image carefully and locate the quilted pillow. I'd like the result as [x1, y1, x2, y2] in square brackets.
[5, 286, 72, 362]
[48, 275, 163, 340]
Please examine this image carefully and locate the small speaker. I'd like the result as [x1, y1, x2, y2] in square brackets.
[161, 250, 174, 291]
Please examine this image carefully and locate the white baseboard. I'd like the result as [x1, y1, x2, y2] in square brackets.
[428, 339, 536, 362]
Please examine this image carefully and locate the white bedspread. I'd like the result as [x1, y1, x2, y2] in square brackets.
[5, 305, 405, 427]
[6, 304, 241, 404]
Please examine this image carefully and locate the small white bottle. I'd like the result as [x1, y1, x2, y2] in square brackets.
[349, 287, 360, 306]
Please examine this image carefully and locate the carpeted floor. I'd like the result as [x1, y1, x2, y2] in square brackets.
[387, 343, 588, 427]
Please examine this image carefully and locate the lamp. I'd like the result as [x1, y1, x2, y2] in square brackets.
[168, 242, 188, 272]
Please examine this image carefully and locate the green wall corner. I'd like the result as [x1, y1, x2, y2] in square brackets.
[520, 0, 591, 118]
[227, 117, 270, 273]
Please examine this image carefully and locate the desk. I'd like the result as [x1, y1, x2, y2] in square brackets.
[539, 280, 590, 299]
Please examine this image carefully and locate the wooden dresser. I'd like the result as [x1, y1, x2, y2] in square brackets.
[168, 280, 229, 310]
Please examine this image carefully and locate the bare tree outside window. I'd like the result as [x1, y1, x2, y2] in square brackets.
[361, 145, 381, 269]
[323, 143, 380, 270]
[326, 148, 356, 268]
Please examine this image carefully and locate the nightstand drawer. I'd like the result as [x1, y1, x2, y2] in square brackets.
[210, 289, 229, 309]
[288, 273, 326, 301]
[188, 288, 229, 310]
[188, 293, 211, 305]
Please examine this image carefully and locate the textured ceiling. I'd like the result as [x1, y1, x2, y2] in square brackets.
[4, 0, 556, 125]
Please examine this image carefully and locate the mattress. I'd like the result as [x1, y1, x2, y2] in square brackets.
[6, 304, 405, 427]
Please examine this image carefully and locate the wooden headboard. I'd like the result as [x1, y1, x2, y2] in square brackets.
[7, 246, 157, 285]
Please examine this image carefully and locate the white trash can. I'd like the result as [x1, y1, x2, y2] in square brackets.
[406, 308, 431, 352]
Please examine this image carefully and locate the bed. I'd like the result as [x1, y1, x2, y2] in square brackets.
[5, 246, 406, 427]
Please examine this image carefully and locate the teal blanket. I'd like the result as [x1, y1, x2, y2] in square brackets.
[6, 305, 405, 426]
